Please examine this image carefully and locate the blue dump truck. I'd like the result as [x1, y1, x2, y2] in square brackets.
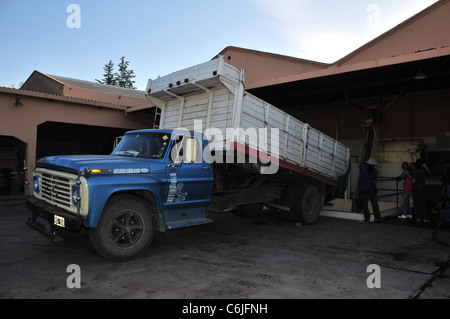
[26, 57, 351, 260]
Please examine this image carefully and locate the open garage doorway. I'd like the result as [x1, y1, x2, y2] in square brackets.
[36, 122, 129, 160]
[0, 136, 26, 196]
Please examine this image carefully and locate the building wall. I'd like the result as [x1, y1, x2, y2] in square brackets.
[287, 88, 450, 164]
[218, 47, 328, 89]
[22, 71, 154, 110]
[337, 1, 450, 66]
[381, 89, 450, 142]
[0, 91, 146, 193]
[286, 104, 367, 142]
[21, 71, 64, 95]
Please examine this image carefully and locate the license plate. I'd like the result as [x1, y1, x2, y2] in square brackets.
[54, 215, 65, 228]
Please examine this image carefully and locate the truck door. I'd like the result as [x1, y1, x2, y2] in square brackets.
[164, 133, 213, 211]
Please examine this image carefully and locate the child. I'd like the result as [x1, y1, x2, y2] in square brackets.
[398, 167, 413, 219]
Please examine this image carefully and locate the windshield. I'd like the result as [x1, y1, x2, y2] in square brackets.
[112, 132, 171, 159]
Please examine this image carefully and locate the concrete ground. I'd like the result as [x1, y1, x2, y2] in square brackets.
[1, 196, 450, 301]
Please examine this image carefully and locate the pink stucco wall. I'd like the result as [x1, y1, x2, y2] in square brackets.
[217, 47, 327, 89]
[0, 89, 147, 192]
[337, 2, 450, 66]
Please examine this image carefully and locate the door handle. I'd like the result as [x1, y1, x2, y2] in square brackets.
[167, 162, 182, 168]
[202, 166, 211, 170]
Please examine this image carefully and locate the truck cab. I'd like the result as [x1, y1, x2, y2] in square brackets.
[26, 129, 214, 260]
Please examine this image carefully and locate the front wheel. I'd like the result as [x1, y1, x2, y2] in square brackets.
[90, 195, 155, 261]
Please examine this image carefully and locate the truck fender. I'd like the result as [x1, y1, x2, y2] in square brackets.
[85, 184, 165, 232]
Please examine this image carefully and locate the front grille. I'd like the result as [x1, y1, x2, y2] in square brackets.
[41, 173, 72, 208]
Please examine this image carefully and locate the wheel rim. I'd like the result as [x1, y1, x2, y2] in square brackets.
[109, 210, 144, 248]
[301, 186, 321, 223]
[305, 193, 318, 217]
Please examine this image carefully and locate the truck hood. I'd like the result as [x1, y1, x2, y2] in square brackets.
[36, 155, 165, 175]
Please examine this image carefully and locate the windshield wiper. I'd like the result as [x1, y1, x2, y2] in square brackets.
[114, 150, 139, 157]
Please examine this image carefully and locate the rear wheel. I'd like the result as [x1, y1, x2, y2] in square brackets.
[90, 195, 155, 261]
[284, 183, 323, 225]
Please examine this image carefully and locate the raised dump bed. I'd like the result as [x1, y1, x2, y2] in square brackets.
[146, 55, 350, 185]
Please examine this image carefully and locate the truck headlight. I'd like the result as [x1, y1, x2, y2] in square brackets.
[72, 184, 80, 206]
[33, 176, 40, 193]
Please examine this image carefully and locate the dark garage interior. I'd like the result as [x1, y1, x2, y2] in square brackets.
[36, 121, 129, 160]
[0, 123, 129, 196]
[0, 136, 26, 196]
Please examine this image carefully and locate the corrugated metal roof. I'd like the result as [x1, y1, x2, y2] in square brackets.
[48, 75, 146, 98]
[0, 86, 130, 110]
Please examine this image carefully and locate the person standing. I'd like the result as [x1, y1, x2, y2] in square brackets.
[412, 159, 431, 223]
[398, 167, 413, 219]
[396, 162, 410, 184]
[359, 157, 382, 223]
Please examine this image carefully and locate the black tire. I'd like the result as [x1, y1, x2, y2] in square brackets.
[90, 195, 155, 261]
[286, 183, 323, 225]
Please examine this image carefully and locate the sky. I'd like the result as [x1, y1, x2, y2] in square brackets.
[0, 0, 440, 91]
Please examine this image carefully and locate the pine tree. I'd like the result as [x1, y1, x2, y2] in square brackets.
[96, 58, 137, 89]
[96, 60, 117, 86]
[116, 56, 136, 89]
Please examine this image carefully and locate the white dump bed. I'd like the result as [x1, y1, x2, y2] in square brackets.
[146, 56, 350, 185]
